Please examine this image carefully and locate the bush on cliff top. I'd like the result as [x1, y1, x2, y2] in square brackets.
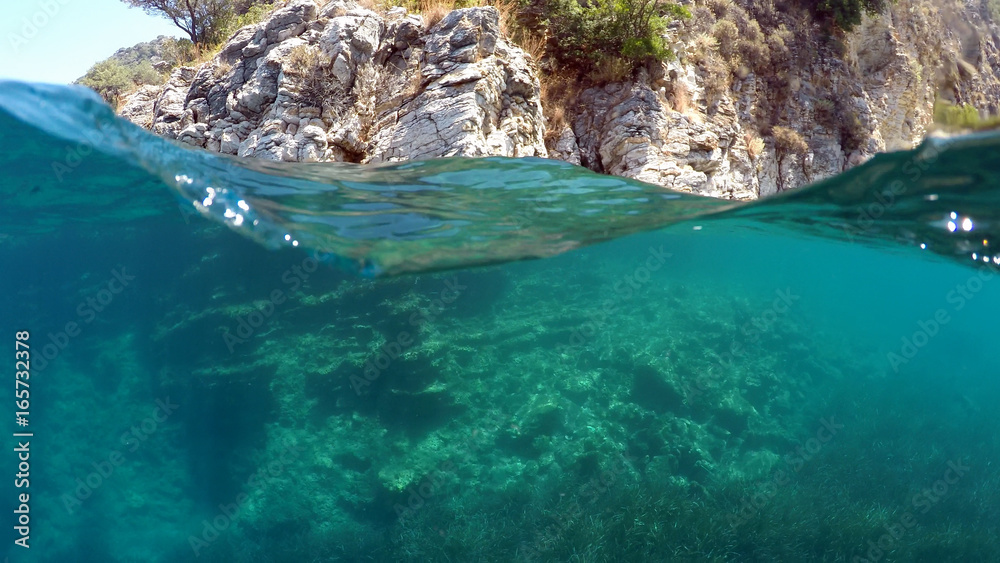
[77, 59, 166, 107]
[527, 0, 690, 79]
[805, 0, 892, 32]
[933, 99, 1000, 130]
[122, 0, 274, 49]
[212, 1, 278, 44]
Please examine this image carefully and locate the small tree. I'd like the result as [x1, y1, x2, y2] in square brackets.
[77, 59, 165, 106]
[77, 59, 134, 104]
[122, 0, 234, 48]
[807, 0, 891, 32]
[539, 0, 689, 72]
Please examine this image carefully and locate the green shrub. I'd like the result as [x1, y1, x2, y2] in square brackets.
[78, 59, 132, 103]
[125, 0, 275, 50]
[932, 99, 1000, 130]
[130, 60, 166, 85]
[77, 59, 166, 106]
[765, 26, 791, 68]
[212, 1, 275, 46]
[806, 0, 891, 32]
[934, 100, 980, 128]
[160, 37, 198, 66]
[538, 0, 690, 75]
[990, 0, 1000, 24]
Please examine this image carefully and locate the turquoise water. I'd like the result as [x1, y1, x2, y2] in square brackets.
[1, 81, 998, 562]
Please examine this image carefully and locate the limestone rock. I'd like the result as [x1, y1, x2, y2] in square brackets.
[369, 9, 545, 162]
[573, 70, 757, 200]
[547, 2, 1000, 198]
[122, 0, 545, 165]
[549, 125, 581, 166]
[115, 0, 1000, 200]
[117, 84, 162, 129]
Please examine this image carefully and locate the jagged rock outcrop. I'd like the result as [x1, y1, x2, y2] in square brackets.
[131, 0, 545, 163]
[117, 84, 162, 129]
[120, 0, 1000, 199]
[572, 65, 758, 199]
[554, 0, 1000, 198]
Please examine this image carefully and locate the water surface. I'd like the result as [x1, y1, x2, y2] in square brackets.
[1, 81, 998, 562]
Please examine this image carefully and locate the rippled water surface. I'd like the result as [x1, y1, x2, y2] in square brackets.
[1, 81, 998, 562]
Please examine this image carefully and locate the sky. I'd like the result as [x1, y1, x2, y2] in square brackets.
[0, 0, 183, 84]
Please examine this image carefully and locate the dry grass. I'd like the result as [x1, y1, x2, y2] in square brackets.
[381, 0, 538, 65]
[588, 57, 633, 84]
[406, 62, 425, 98]
[286, 44, 346, 113]
[356, 0, 385, 11]
[517, 30, 547, 63]
[212, 60, 232, 79]
[772, 125, 808, 155]
[744, 131, 765, 160]
[381, 0, 457, 29]
[485, 0, 518, 37]
[540, 71, 580, 146]
[485, 0, 546, 62]
[420, 0, 454, 29]
[352, 62, 388, 143]
[669, 81, 690, 113]
[189, 46, 222, 68]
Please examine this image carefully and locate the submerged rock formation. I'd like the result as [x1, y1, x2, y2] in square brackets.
[120, 0, 1000, 199]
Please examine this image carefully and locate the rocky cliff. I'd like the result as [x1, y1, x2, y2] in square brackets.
[119, 0, 1000, 199]
[121, 0, 545, 164]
